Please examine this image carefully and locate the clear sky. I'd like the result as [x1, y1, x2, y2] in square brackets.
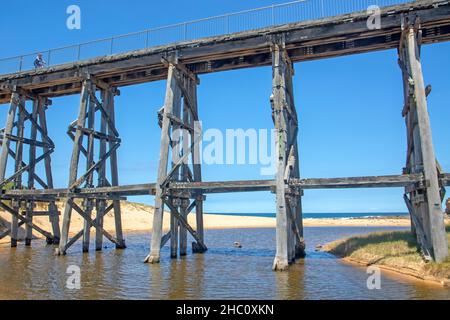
[1, 0, 450, 214]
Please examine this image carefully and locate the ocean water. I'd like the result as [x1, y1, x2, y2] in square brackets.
[208, 212, 410, 219]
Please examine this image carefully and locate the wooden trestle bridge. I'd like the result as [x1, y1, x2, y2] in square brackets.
[0, 0, 449, 270]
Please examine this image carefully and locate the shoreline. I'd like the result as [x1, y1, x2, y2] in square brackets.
[337, 255, 450, 288]
[0, 213, 412, 245]
[323, 229, 450, 287]
[0, 200, 414, 244]
[0, 208, 412, 245]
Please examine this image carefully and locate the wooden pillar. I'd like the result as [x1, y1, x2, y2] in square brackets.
[82, 83, 96, 252]
[190, 80, 205, 248]
[179, 200, 188, 256]
[0, 92, 20, 247]
[25, 98, 39, 246]
[58, 79, 90, 255]
[271, 39, 304, 271]
[11, 97, 25, 247]
[272, 43, 290, 271]
[0, 92, 20, 182]
[107, 88, 125, 249]
[400, 23, 448, 262]
[285, 61, 305, 259]
[95, 90, 108, 251]
[38, 97, 61, 244]
[170, 84, 182, 259]
[179, 85, 191, 256]
[146, 64, 180, 263]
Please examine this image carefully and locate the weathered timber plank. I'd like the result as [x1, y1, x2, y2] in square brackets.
[1, 173, 434, 199]
[406, 26, 448, 262]
[146, 64, 180, 264]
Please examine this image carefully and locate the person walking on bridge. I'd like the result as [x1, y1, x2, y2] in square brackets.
[34, 53, 46, 69]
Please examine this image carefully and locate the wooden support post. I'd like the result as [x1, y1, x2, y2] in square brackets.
[11, 97, 25, 247]
[272, 42, 289, 271]
[285, 63, 305, 259]
[58, 79, 90, 255]
[82, 82, 96, 252]
[188, 77, 205, 252]
[271, 39, 304, 271]
[170, 82, 182, 259]
[179, 87, 191, 256]
[95, 90, 108, 251]
[38, 98, 61, 243]
[0, 92, 20, 247]
[0, 92, 19, 182]
[107, 88, 125, 249]
[399, 22, 448, 262]
[146, 63, 180, 263]
[25, 98, 39, 246]
[179, 199, 188, 256]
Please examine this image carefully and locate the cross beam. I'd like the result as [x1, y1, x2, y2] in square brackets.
[3, 173, 448, 200]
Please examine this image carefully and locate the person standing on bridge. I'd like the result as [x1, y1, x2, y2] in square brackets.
[34, 53, 46, 69]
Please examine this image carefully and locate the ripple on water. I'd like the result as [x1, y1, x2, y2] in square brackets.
[0, 226, 448, 300]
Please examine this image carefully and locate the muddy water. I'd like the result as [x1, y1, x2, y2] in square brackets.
[0, 226, 448, 300]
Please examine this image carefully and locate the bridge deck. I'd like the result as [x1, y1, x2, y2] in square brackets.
[1, 0, 450, 104]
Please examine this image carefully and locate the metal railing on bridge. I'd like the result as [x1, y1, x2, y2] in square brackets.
[0, 0, 414, 75]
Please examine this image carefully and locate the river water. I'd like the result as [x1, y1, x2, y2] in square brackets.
[0, 226, 449, 300]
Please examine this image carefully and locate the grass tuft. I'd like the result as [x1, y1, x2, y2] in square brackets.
[324, 223, 450, 281]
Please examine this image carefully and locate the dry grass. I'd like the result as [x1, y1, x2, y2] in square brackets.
[324, 225, 450, 281]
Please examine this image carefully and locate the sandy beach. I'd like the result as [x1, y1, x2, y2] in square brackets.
[0, 201, 412, 244]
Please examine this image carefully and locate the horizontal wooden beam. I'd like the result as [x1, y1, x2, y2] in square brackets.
[170, 180, 275, 193]
[2, 183, 154, 198]
[2, 173, 446, 201]
[291, 173, 426, 189]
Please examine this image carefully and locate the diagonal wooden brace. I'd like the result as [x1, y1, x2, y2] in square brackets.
[59, 200, 116, 253]
[69, 142, 120, 190]
[163, 198, 207, 252]
[68, 199, 124, 248]
[0, 202, 53, 240]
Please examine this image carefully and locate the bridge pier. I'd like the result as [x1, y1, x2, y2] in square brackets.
[145, 55, 206, 264]
[271, 39, 305, 271]
[57, 76, 125, 255]
[399, 18, 448, 262]
[0, 90, 60, 246]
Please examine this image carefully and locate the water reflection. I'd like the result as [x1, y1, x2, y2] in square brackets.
[0, 227, 448, 300]
[275, 261, 306, 300]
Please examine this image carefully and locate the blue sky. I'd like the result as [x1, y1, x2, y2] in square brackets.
[1, 0, 450, 214]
